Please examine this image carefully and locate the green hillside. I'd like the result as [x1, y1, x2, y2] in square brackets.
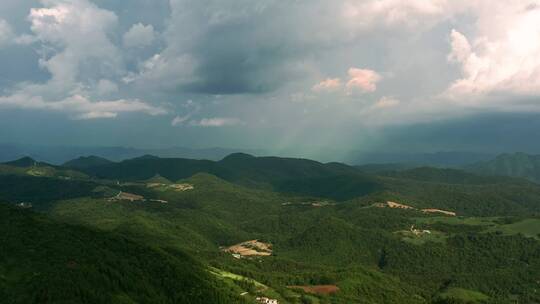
[0, 175, 97, 210]
[64, 153, 382, 200]
[0, 203, 246, 304]
[0, 157, 89, 180]
[36, 170, 540, 302]
[2, 155, 540, 302]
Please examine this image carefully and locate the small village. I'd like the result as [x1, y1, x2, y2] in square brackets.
[255, 296, 278, 304]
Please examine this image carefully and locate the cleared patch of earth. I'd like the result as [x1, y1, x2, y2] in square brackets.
[223, 240, 272, 256]
[374, 201, 415, 209]
[421, 208, 456, 216]
[147, 183, 194, 192]
[108, 191, 145, 202]
[288, 285, 339, 295]
[374, 201, 456, 216]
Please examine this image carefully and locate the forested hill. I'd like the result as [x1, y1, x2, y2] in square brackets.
[4, 156, 43, 167]
[3, 153, 540, 302]
[61, 153, 382, 200]
[0, 203, 245, 304]
[67, 153, 359, 181]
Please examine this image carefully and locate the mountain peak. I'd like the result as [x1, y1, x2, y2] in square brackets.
[4, 156, 37, 167]
[132, 154, 161, 161]
[221, 153, 256, 162]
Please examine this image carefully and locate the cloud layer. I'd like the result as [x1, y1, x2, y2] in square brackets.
[445, 3, 540, 101]
[1, 0, 540, 149]
[0, 0, 164, 119]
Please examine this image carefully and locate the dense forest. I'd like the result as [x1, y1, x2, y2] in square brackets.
[0, 204, 247, 304]
[2, 154, 540, 303]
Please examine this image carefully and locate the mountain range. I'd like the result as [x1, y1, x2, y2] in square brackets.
[0, 143, 497, 167]
[2, 152, 540, 303]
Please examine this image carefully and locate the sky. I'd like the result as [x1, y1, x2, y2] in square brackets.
[1, 0, 540, 156]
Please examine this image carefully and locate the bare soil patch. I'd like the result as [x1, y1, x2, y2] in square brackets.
[108, 191, 145, 202]
[373, 201, 457, 216]
[223, 240, 272, 256]
[421, 208, 456, 216]
[147, 183, 194, 192]
[374, 201, 414, 209]
[288, 285, 339, 295]
[170, 183, 194, 191]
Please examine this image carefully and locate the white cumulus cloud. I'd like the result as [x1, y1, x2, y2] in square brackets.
[123, 23, 156, 48]
[0, 0, 166, 120]
[346, 68, 382, 94]
[443, 1, 540, 101]
[191, 117, 243, 127]
[27, 0, 121, 92]
[0, 94, 166, 119]
[312, 78, 342, 92]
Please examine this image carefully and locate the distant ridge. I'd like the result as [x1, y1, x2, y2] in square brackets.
[63, 156, 113, 169]
[349, 151, 495, 167]
[3, 157, 39, 167]
[0, 143, 263, 164]
[145, 174, 173, 184]
[131, 154, 161, 161]
[467, 152, 540, 182]
[65, 153, 382, 200]
[220, 152, 256, 162]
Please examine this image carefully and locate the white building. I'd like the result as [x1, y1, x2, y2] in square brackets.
[256, 297, 278, 304]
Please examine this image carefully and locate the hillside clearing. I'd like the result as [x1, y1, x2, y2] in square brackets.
[374, 201, 456, 216]
[108, 191, 144, 202]
[421, 208, 456, 216]
[147, 183, 194, 192]
[209, 267, 268, 290]
[396, 228, 447, 245]
[374, 201, 415, 209]
[288, 285, 339, 295]
[223, 240, 272, 257]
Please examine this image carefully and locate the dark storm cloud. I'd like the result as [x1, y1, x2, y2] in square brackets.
[160, 0, 346, 95]
[2, 0, 540, 157]
[375, 112, 540, 154]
